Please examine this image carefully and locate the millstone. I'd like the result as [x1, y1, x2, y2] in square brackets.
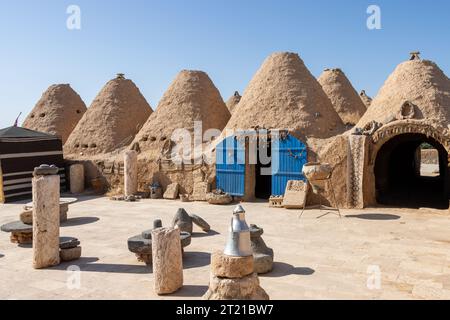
[249, 225, 274, 274]
[1, 221, 32, 233]
[59, 237, 80, 249]
[189, 214, 211, 232]
[153, 219, 162, 229]
[172, 208, 193, 234]
[33, 164, 59, 177]
[128, 232, 191, 256]
[128, 235, 153, 254]
[142, 219, 163, 239]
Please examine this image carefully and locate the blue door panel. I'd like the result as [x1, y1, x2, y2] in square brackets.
[216, 136, 245, 196]
[271, 135, 307, 196]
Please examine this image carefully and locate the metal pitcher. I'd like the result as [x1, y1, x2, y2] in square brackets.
[223, 205, 252, 257]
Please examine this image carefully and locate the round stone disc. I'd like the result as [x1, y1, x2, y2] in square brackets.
[59, 237, 80, 249]
[1, 221, 32, 233]
[128, 235, 152, 254]
[25, 197, 78, 208]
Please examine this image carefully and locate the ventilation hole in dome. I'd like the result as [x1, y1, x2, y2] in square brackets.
[141, 136, 148, 142]
[74, 144, 80, 148]
[90, 143, 97, 148]
[82, 144, 88, 148]
[76, 110, 81, 114]
[160, 136, 167, 141]
[30, 114, 35, 118]
[39, 113, 46, 118]
[150, 136, 157, 142]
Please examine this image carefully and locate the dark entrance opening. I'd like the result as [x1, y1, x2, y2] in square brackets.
[375, 133, 449, 209]
[255, 137, 272, 199]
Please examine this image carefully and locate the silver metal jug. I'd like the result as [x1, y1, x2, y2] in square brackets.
[223, 205, 252, 257]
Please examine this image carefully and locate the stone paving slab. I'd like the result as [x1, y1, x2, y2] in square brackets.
[1, 196, 450, 300]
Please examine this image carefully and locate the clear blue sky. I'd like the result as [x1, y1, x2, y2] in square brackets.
[1, 0, 449, 128]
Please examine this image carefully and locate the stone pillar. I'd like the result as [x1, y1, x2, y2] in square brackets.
[124, 150, 138, 196]
[346, 135, 368, 209]
[151, 227, 183, 295]
[32, 173, 60, 269]
[69, 164, 84, 194]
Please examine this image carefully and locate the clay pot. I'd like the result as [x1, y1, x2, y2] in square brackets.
[302, 162, 332, 181]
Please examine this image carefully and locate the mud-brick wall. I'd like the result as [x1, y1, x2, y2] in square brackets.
[313, 135, 349, 209]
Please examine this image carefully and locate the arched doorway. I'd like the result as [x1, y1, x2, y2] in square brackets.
[374, 133, 449, 209]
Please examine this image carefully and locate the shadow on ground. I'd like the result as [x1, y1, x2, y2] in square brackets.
[192, 230, 220, 238]
[50, 257, 152, 274]
[169, 285, 209, 298]
[48, 252, 210, 274]
[183, 251, 211, 269]
[62, 217, 100, 227]
[61, 194, 105, 204]
[345, 213, 401, 221]
[261, 262, 315, 278]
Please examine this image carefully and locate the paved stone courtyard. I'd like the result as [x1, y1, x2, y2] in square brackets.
[1, 196, 450, 300]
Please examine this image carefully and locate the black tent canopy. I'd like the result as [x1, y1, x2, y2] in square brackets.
[0, 126, 66, 203]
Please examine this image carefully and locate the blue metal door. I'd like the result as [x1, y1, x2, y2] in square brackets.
[216, 136, 245, 196]
[271, 134, 307, 196]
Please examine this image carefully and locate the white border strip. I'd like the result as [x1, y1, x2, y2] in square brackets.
[3, 179, 66, 191]
[4, 191, 32, 198]
[0, 151, 63, 160]
[2, 168, 65, 178]
[3, 183, 31, 191]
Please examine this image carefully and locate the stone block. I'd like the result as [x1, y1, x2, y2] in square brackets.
[163, 183, 179, 200]
[192, 182, 209, 201]
[211, 251, 254, 279]
[282, 180, 309, 209]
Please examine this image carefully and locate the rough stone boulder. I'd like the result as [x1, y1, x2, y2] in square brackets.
[203, 273, 269, 300]
[207, 192, 232, 205]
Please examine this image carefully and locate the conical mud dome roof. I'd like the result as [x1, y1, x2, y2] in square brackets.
[359, 90, 372, 108]
[64, 74, 152, 155]
[357, 57, 450, 128]
[22, 84, 86, 143]
[224, 52, 344, 139]
[226, 91, 241, 114]
[318, 68, 367, 126]
[132, 70, 230, 159]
